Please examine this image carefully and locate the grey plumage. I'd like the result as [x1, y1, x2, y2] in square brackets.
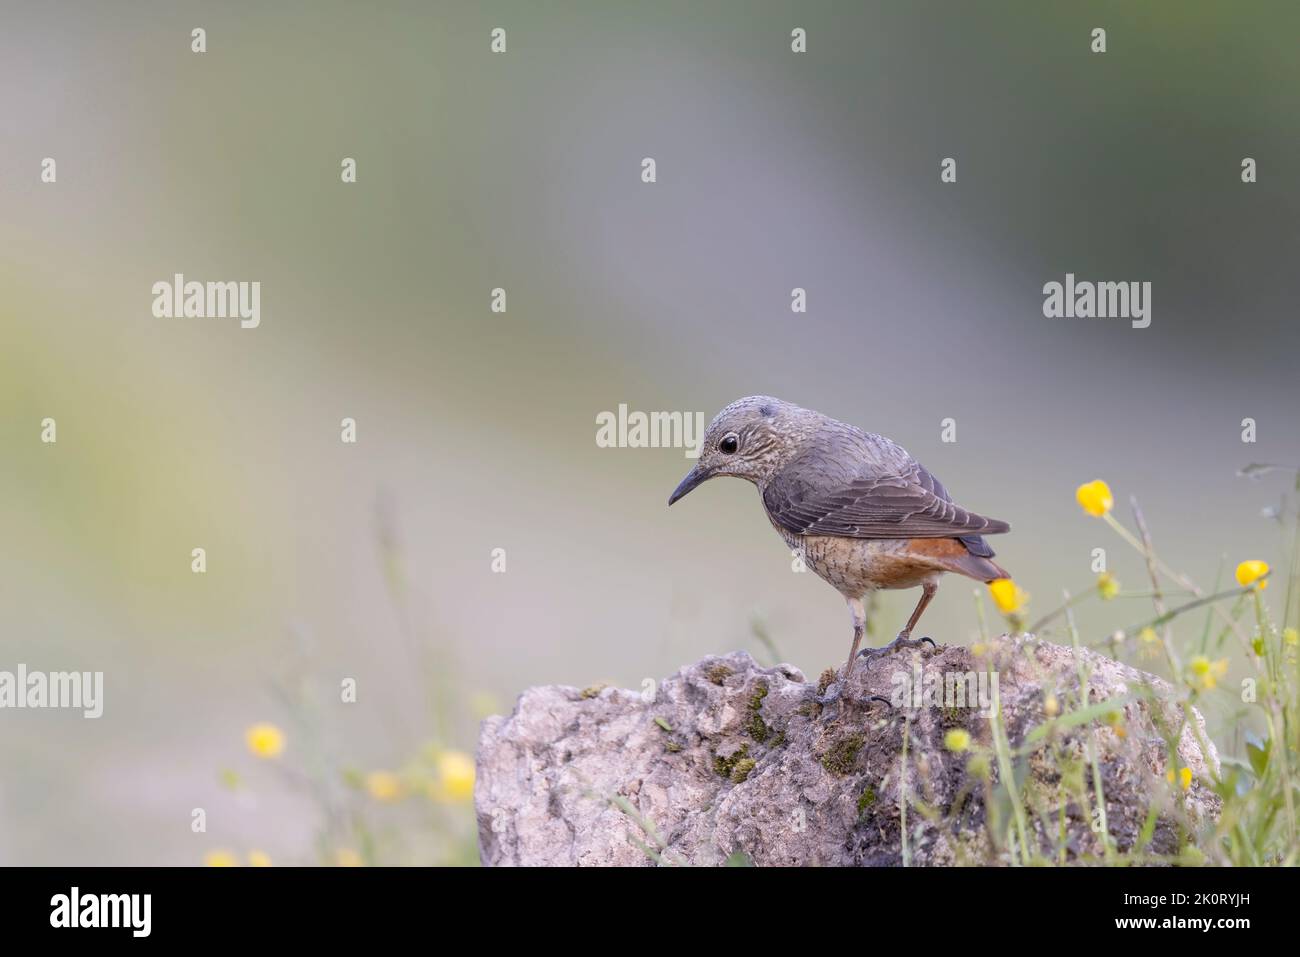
[762, 430, 1009, 542]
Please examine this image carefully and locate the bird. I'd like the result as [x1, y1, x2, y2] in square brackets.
[668, 396, 1011, 704]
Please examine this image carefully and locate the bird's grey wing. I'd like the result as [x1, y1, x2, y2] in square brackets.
[762, 430, 1010, 540]
[904, 459, 1002, 556]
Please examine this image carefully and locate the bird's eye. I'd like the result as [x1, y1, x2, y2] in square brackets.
[719, 434, 739, 455]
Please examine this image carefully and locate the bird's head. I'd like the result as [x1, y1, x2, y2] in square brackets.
[668, 395, 810, 505]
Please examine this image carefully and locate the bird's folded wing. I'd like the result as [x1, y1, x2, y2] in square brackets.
[763, 460, 1010, 540]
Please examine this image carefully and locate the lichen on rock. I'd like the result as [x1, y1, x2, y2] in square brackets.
[475, 637, 1221, 866]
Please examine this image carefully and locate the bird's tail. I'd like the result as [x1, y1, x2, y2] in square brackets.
[911, 537, 1010, 583]
[953, 535, 1009, 582]
[977, 556, 1010, 583]
[949, 553, 1009, 584]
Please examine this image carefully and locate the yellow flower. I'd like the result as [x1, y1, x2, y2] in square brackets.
[970, 642, 988, 658]
[944, 729, 971, 752]
[1096, 572, 1120, 600]
[204, 849, 238, 867]
[1075, 480, 1114, 517]
[245, 722, 285, 759]
[1166, 768, 1193, 790]
[335, 848, 363, 867]
[365, 770, 405, 802]
[428, 749, 476, 803]
[1235, 560, 1270, 590]
[1043, 694, 1059, 717]
[247, 850, 272, 867]
[1284, 627, 1299, 647]
[988, 578, 1026, 615]
[1138, 627, 1158, 644]
[1188, 655, 1228, 691]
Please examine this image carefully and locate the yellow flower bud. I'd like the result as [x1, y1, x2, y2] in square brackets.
[944, 729, 971, 752]
[1187, 655, 1228, 690]
[427, 749, 476, 803]
[244, 723, 285, 759]
[988, 578, 1026, 615]
[204, 849, 238, 867]
[1075, 480, 1114, 517]
[1235, 560, 1270, 590]
[365, 770, 405, 802]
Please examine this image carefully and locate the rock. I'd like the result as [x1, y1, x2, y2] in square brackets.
[474, 636, 1221, 866]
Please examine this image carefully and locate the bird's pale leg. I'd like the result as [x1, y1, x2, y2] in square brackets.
[816, 596, 866, 707]
[842, 595, 867, 678]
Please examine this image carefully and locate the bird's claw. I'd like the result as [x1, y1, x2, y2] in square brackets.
[856, 635, 937, 670]
[813, 683, 890, 715]
[814, 683, 842, 707]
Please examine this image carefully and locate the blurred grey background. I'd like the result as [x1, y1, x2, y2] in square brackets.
[1, 0, 1298, 863]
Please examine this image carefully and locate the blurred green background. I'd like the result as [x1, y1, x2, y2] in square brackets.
[1, 0, 1298, 864]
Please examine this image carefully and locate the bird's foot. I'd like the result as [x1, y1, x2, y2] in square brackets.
[814, 683, 891, 717]
[815, 664, 892, 712]
[815, 683, 843, 708]
[856, 633, 937, 670]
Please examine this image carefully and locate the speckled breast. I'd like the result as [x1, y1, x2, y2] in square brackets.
[770, 519, 941, 597]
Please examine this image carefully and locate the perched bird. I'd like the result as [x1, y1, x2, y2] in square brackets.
[668, 396, 1010, 702]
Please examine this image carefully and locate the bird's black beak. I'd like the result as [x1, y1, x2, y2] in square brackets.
[668, 464, 710, 506]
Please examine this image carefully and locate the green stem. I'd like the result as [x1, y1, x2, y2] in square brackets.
[1025, 586, 1098, 636]
[900, 716, 911, 868]
[1121, 583, 1265, 641]
[1065, 594, 1114, 862]
[988, 657, 1030, 864]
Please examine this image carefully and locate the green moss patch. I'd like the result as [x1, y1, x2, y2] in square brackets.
[713, 744, 750, 779]
[821, 733, 865, 775]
